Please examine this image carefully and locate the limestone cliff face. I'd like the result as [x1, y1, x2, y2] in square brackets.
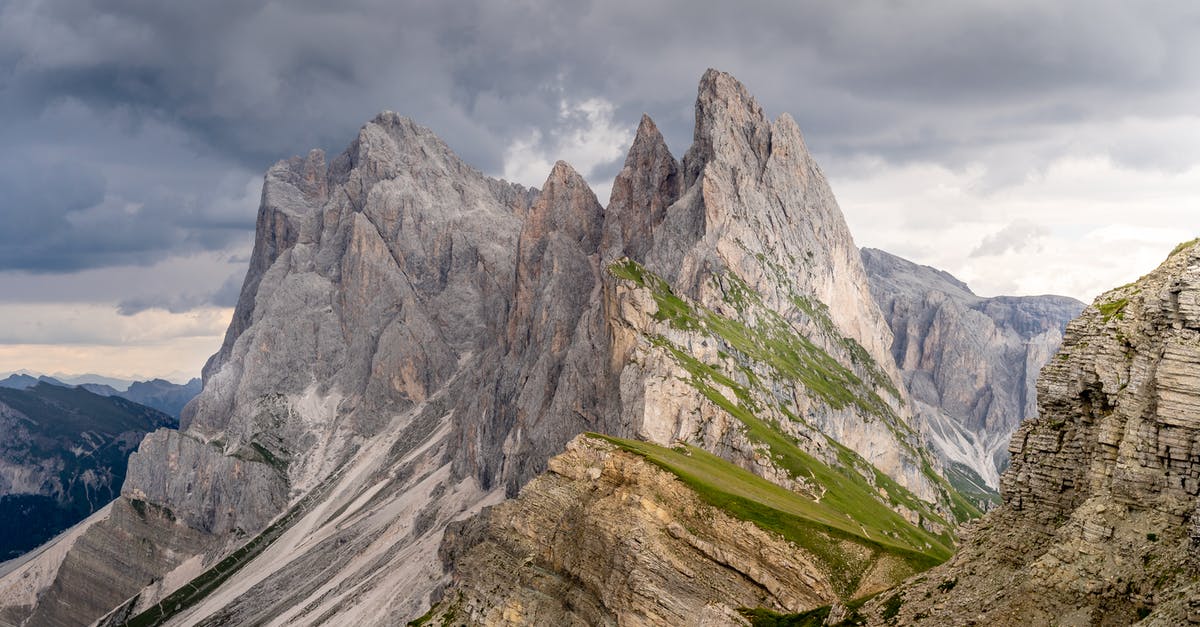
[0, 70, 966, 627]
[861, 248, 1083, 490]
[857, 240, 1200, 626]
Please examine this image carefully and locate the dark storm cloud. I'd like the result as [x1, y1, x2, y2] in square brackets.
[2, 0, 1198, 276]
[114, 270, 243, 315]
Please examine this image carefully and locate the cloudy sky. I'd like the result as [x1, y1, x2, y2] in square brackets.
[1, 0, 1198, 381]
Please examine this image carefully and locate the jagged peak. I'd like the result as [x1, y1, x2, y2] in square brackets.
[368, 109, 419, 130]
[625, 114, 672, 163]
[618, 114, 677, 176]
[539, 160, 601, 210]
[522, 160, 603, 251]
[695, 69, 765, 122]
[683, 69, 772, 184]
[543, 159, 589, 189]
[331, 111, 461, 177]
[603, 113, 682, 260]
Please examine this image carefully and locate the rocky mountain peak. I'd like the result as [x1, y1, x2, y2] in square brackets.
[603, 114, 681, 259]
[629, 113, 666, 153]
[1, 70, 980, 626]
[683, 68, 771, 186]
[528, 160, 602, 247]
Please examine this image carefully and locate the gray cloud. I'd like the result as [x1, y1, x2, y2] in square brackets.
[1, 0, 1198, 278]
[115, 268, 246, 316]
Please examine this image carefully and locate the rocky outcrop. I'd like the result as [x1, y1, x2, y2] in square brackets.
[0, 70, 970, 626]
[425, 435, 927, 626]
[857, 240, 1200, 626]
[862, 248, 1083, 492]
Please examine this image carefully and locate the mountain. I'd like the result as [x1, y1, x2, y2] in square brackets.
[0, 375, 67, 390]
[861, 248, 1084, 501]
[50, 374, 136, 390]
[842, 239, 1200, 625]
[0, 372, 137, 391]
[0, 374, 39, 389]
[0, 70, 977, 626]
[120, 378, 202, 419]
[0, 383, 175, 561]
[77, 382, 122, 396]
[2, 374, 202, 419]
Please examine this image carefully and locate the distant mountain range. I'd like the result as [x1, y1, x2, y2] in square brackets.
[0, 383, 176, 560]
[0, 373, 200, 419]
[0, 371, 136, 390]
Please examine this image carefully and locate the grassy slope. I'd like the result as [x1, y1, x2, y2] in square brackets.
[595, 434, 950, 561]
[593, 434, 947, 598]
[610, 259, 980, 525]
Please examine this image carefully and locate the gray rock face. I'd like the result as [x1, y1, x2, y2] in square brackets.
[858, 240, 1200, 626]
[862, 248, 1083, 490]
[0, 70, 970, 626]
[123, 430, 288, 536]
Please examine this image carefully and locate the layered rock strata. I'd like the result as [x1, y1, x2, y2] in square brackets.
[423, 434, 944, 625]
[855, 240, 1200, 626]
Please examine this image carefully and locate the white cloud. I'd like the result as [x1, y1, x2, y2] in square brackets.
[970, 221, 1048, 257]
[0, 341, 217, 383]
[0, 304, 232, 346]
[0, 303, 232, 379]
[502, 97, 632, 203]
[833, 152, 1200, 302]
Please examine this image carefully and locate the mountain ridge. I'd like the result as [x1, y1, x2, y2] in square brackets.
[0, 383, 175, 561]
[2, 69, 976, 626]
[0, 374, 201, 419]
[862, 247, 1084, 491]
